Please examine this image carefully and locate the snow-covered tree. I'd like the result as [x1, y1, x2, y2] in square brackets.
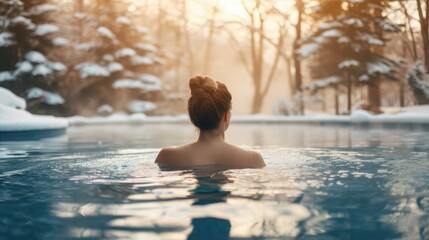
[73, 0, 163, 115]
[406, 62, 429, 104]
[0, 0, 68, 113]
[298, 0, 400, 113]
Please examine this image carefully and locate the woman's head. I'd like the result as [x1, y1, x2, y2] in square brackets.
[188, 76, 232, 131]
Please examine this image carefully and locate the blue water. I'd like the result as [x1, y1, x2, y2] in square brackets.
[0, 124, 428, 239]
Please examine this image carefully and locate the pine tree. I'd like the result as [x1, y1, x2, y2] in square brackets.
[298, 0, 400, 113]
[0, 0, 68, 112]
[73, 0, 162, 115]
[406, 62, 429, 104]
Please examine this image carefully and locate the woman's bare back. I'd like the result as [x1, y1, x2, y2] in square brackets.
[155, 141, 265, 168]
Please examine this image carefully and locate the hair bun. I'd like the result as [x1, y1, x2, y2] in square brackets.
[189, 76, 217, 98]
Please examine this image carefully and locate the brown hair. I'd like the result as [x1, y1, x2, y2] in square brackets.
[188, 76, 232, 131]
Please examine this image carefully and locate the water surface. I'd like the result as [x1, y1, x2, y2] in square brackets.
[0, 124, 428, 239]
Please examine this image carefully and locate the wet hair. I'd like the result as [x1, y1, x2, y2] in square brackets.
[188, 76, 232, 131]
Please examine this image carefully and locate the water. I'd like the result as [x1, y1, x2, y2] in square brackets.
[0, 124, 428, 240]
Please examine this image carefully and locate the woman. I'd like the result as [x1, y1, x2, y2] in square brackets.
[155, 76, 265, 168]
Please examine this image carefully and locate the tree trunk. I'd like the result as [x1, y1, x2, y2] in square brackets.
[251, 91, 263, 114]
[203, 5, 218, 74]
[399, 79, 405, 107]
[368, 5, 383, 111]
[285, 57, 295, 96]
[334, 85, 339, 115]
[346, 73, 352, 113]
[368, 79, 381, 111]
[76, 0, 84, 41]
[293, 0, 304, 115]
[181, 0, 195, 75]
[416, 0, 429, 72]
[400, 0, 418, 60]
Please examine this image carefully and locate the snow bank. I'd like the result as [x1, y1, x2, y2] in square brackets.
[0, 105, 68, 132]
[0, 88, 26, 109]
[67, 113, 190, 125]
[0, 88, 68, 132]
[66, 107, 429, 126]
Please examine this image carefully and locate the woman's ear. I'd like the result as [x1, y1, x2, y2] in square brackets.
[224, 111, 231, 122]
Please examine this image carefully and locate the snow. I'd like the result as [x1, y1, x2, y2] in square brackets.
[313, 36, 326, 44]
[52, 37, 70, 47]
[49, 62, 67, 72]
[296, 43, 319, 58]
[11, 16, 35, 30]
[319, 21, 342, 29]
[0, 32, 16, 47]
[378, 20, 399, 32]
[75, 62, 110, 79]
[107, 62, 124, 73]
[97, 26, 116, 40]
[322, 29, 342, 38]
[343, 18, 363, 27]
[0, 71, 14, 82]
[0, 88, 67, 132]
[26, 87, 43, 98]
[113, 77, 160, 91]
[142, 84, 162, 92]
[66, 106, 429, 126]
[128, 100, 157, 113]
[153, 56, 165, 64]
[0, 105, 68, 132]
[34, 24, 59, 36]
[136, 26, 149, 34]
[350, 110, 372, 121]
[113, 79, 146, 89]
[361, 34, 384, 46]
[117, 16, 132, 25]
[367, 62, 391, 75]
[338, 37, 350, 44]
[73, 12, 86, 20]
[358, 74, 369, 82]
[97, 104, 113, 114]
[138, 74, 161, 84]
[25, 4, 58, 16]
[103, 54, 114, 62]
[131, 56, 154, 65]
[135, 43, 158, 52]
[115, 48, 136, 58]
[67, 113, 189, 126]
[76, 42, 97, 51]
[27, 87, 65, 105]
[26, 51, 46, 63]
[305, 76, 340, 92]
[338, 60, 359, 69]
[32, 64, 52, 76]
[15, 61, 33, 75]
[0, 87, 26, 109]
[407, 62, 429, 99]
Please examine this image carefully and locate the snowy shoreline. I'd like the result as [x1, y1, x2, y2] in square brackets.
[67, 106, 429, 126]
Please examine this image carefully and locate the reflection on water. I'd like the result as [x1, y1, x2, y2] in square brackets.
[0, 124, 428, 239]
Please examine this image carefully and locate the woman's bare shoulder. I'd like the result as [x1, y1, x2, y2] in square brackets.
[224, 143, 265, 168]
[155, 145, 192, 165]
[155, 146, 179, 164]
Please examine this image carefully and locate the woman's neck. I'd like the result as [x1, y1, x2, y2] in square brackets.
[197, 129, 225, 142]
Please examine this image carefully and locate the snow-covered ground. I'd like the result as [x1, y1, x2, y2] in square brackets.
[0, 88, 68, 132]
[1, 85, 427, 131]
[67, 106, 429, 126]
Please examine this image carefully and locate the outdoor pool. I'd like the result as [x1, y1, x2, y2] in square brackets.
[0, 123, 428, 239]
